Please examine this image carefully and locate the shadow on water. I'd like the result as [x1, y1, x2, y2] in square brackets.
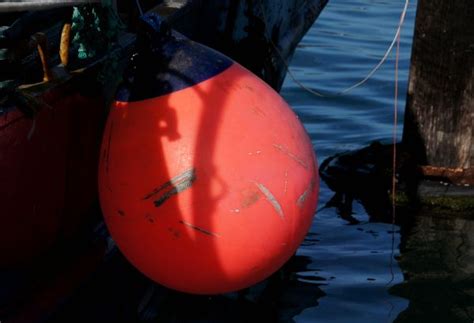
[318, 141, 404, 225]
[139, 255, 325, 323]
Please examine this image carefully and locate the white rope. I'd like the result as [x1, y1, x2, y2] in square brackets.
[134, 0, 143, 16]
[279, 0, 410, 98]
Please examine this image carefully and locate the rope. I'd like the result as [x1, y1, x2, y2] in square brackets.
[260, 0, 410, 284]
[134, 0, 143, 16]
[263, 0, 410, 98]
[387, 0, 408, 287]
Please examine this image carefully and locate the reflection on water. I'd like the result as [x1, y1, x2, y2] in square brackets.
[280, 0, 417, 321]
[392, 212, 474, 322]
[135, 255, 325, 323]
[283, 0, 473, 322]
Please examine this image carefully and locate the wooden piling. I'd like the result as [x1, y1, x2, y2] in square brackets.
[402, 0, 473, 174]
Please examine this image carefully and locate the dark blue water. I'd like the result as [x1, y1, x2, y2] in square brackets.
[281, 1, 474, 322]
[281, 1, 416, 322]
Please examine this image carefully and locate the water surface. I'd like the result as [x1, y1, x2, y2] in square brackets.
[281, 0, 474, 322]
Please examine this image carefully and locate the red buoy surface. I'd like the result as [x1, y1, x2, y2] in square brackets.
[99, 14, 319, 294]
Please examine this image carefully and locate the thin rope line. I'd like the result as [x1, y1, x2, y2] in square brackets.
[263, 0, 410, 98]
[387, 0, 407, 287]
[134, 0, 143, 16]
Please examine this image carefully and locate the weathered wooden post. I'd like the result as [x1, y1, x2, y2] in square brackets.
[393, 5, 474, 318]
[402, 0, 473, 182]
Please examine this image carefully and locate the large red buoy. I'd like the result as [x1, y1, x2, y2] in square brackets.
[98, 14, 319, 294]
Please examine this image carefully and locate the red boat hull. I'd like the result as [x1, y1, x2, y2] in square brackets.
[0, 85, 105, 267]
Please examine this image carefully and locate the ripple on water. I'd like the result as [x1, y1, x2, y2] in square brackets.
[281, 0, 418, 321]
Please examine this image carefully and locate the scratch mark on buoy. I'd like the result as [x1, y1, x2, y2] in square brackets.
[284, 170, 288, 194]
[168, 227, 181, 238]
[297, 178, 316, 207]
[273, 144, 308, 169]
[250, 105, 266, 117]
[248, 150, 262, 156]
[254, 182, 284, 218]
[144, 168, 196, 207]
[179, 220, 220, 237]
[241, 188, 260, 208]
[297, 190, 310, 207]
[117, 210, 125, 216]
[145, 213, 156, 223]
